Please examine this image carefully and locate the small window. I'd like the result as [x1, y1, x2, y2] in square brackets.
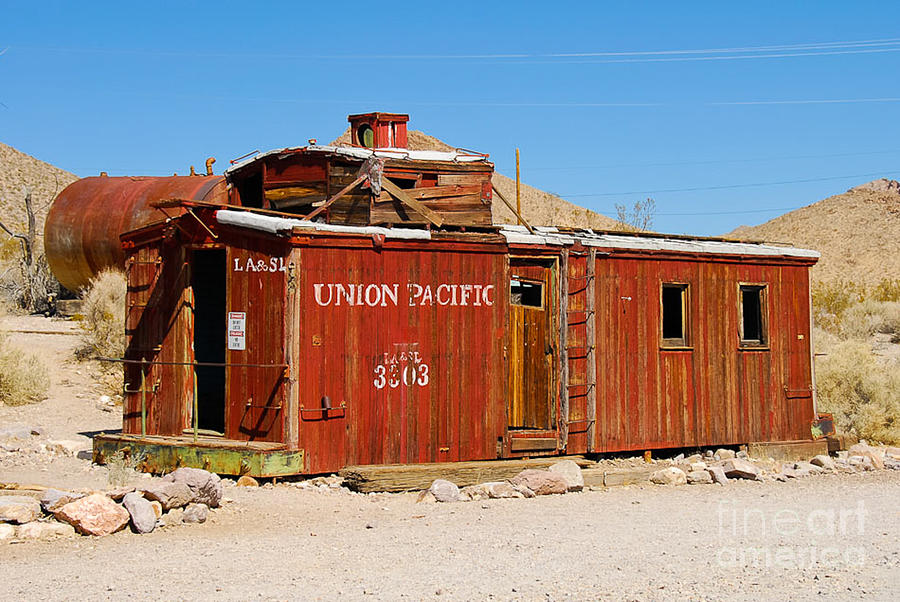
[357, 124, 374, 148]
[510, 279, 542, 307]
[661, 283, 689, 346]
[740, 284, 767, 346]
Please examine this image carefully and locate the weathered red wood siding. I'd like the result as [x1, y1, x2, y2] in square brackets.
[292, 234, 508, 474]
[590, 253, 815, 453]
[123, 236, 192, 436]
[224, 233, 291, 442]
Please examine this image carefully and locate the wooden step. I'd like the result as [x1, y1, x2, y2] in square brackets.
[339, 456, 593, 493]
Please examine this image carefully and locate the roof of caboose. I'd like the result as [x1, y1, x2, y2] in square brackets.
[224, 144, 491, 176]
[213, 209, 820, 261]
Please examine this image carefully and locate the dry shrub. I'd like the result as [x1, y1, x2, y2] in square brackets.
[811, 280, 866, 332]
[839, 300, 900, 341]
[0, 307, 50, 405]
[816, 341, 900, 445]
[76, 270, 126, 397]
[871, 279, 900, 303]
[77, 269, 126, 361]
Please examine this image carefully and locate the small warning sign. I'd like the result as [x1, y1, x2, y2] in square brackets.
[227, 311, 246, 351]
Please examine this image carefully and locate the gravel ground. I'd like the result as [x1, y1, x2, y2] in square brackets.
[1, 471, 898, 601]
[2, 316, 898, 601]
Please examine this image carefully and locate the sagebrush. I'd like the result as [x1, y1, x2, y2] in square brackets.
[0, 306, 50, 405]
[76, 270, 126, 395]
[816, 340, 900, 444]
[77, 269, 126, 361]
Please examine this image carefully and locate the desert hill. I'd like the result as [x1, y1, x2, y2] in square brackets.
[331, 128, 621, 230]
[0, 141, 78, 249]
[728, 178, 900, 284]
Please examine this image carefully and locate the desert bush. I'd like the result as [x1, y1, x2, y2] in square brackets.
[871, 279, 900, 303]
[77, 269, 126, 362]
[839, 300, 900, 341]
[816, 340, 900, 445]
[0, 253, 61, 315]
[106, 449, 147, 487]
[0, 307, 50, 405]
[811, 280, 866, 327]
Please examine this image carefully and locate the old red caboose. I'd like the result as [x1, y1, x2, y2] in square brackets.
[72, 114, 821, 476]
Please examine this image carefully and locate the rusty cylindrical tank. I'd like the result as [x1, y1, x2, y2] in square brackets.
[45, 175, 226, 291]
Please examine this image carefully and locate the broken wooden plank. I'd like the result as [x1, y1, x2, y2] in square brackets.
[381, 178, 444, 227]
[304, 174, 367, 221]
[581, 466, 655, 488]
[405, 184, 482, 200]
[437, 173, 485, 186]
[491, 185, 535, 234]
[339, 456, 592, 492]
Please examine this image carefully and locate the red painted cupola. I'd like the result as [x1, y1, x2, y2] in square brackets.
[348, 112, 409, 149]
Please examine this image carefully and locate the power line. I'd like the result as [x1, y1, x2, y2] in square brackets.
[526, 149, 900, 171]
[10, 36, 900, 62]
[560, 170, 900, 197]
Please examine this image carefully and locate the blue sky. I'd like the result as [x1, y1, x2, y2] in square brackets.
[2, 1, 900, 235]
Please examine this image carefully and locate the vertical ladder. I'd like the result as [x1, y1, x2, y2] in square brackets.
[559, 248, 597, 452]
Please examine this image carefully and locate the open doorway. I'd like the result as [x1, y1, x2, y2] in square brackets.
[191, 248, 226, 434]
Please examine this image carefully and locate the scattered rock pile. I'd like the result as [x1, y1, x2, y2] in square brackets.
[416, 443, 900, 502]
[648, 442, 899, 488]
[419, 459, 584, 503]
[0, 423, 92, 467]
[0, 467, 224, 542]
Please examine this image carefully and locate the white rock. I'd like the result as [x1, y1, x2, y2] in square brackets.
[810, 455, 836, 471]
[650, 467, 687, 485]
[16, 521, 76, 540]
[707, 466, 729, 485]
[428, 479, 460, 503]
[687, 470, 713, 484]
[548, 460, 584, 492]
[721, 458, 760, 480]
[182, 503, 209, 524]
[0, 523, 16, 542]
[122, 492, 156, 534]
[0, 496, 42, 524]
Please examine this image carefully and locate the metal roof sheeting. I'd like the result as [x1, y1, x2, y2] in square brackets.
[216, 209, 818, 259]
[225, 145, 490, 175]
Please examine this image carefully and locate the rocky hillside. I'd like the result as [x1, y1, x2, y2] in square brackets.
[331, 129, 621, 230]
[728, 179, 900, 285]
[0, 142, 78, 250]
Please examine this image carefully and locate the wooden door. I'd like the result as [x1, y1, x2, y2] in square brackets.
[508, 259, 556, 430]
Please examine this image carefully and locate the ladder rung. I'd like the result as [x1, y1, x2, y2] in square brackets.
[566, 382, 595, 389]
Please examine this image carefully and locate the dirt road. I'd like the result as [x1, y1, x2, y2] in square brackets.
[0, 472, 896, 601]
[2, 316, 898, 601]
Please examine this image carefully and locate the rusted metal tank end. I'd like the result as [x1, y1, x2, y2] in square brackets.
[45, 175, 226, 292]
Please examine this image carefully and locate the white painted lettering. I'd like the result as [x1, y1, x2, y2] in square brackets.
[381, 284, 398, 307]
[365, 284, 381, 307]
[420, 284, 433, 306]
[408, 283, 422, 306]
[482, 284, 494, 306]
[437, 284, 452, 306]
[313, 283, 333, 306]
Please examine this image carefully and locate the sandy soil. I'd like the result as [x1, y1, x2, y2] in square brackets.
[1, 317, 899, 601]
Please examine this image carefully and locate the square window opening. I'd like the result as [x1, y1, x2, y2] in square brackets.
[741, 285, 766, 345]
[511, 279, 543, 308]
[661, 284, 688, 345]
